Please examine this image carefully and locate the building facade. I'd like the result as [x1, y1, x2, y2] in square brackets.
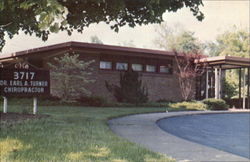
[0, 42, 183, 102]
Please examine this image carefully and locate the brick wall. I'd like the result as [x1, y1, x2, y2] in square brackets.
[43, 52, 184, 102]
[84, 54, 183, 102]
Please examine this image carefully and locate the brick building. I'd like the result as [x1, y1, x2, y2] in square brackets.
[0, 42, 183, 102]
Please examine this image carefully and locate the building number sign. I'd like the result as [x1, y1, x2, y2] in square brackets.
[13, 71, 35, 80]
[0, 68, 50, 97]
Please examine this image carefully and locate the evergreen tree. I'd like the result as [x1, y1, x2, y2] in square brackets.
[106, 70, 148, 104]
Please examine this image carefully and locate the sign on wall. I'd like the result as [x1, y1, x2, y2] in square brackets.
[0, 68, 50, 97]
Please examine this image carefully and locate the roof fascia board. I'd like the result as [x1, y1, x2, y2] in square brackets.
[0, 41, 175, 61]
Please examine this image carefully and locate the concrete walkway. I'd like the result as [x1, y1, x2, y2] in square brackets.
[108, 111, 250, 162]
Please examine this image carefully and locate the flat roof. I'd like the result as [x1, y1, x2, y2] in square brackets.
[0, 41, 175, 61]
[1, 42, 249, 69]
[196, 56, 250, 69]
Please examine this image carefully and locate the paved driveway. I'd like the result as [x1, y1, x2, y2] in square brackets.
[108, 111, 250, 162]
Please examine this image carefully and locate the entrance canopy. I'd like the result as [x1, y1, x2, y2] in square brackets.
[196, 56, 250, 69]
[195, 55, 250, 109]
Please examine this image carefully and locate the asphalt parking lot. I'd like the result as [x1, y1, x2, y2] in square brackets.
[109, 111, 250, 161]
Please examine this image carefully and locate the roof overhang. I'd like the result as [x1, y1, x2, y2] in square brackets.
[195, 56, 250, 70]
[0, 41, 176, 63]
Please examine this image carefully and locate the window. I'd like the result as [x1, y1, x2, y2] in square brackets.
[116, 62, 128, 70]
[159, 65, 170, 73]
[132, 64, 143, 71]
[146, 65, 156, 72]
[100, 61, 112, 69]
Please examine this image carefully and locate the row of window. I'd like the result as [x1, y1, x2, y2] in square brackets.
[100, 61, 172, 74]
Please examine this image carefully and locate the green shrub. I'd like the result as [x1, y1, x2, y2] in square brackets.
[106, 70, 148, 104]
[169, 101, 207, 111]
[78, 96, 107, 107]
[156, 99, 174, 103]
[21, 107, 30, 114]
[104, 102, 135, 107]
[202, 98, 229, 110]
[103, 101, 170, 107]
[139, 102, 170, 107]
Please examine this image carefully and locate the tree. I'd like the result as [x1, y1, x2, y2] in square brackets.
[106, 70, 148, 104]
[90, 35, 103, 44]
[206, 28, 250, 98]
[223, 77, 237, 99]
[48, 54, 94, 102]
[174, 51, 207, 101]
[206, 28, 249, 57]
[204, 42, 218, 56]
[119, 40, 136, 48]
[0, 0, 204, 51]
[155, 23, 206, 100]
[154, 23, 204, 53]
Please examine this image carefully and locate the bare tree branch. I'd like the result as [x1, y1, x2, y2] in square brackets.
[174, 51, 207, 100]
[0, 22, 12, 28]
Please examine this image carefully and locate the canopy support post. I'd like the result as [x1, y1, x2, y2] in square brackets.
[239, 68, 242, 108]
[205, 69, 209, 99]
[219, 67, 222, 99]
[215, 68, 218, 99]
[247, 67, 250, 109]
[242, 68, 246, 109]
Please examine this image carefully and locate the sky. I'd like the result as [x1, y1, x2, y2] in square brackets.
[1, 0, 249, 54]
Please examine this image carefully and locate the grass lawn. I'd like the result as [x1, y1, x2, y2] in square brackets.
[0, 103, 175, 162]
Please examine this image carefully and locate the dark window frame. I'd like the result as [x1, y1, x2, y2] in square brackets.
[159, 65, 171, 74]
[131, 63, 143, 72]
[99, 55, 173, 74]
[116, 62, 129, 71]
[145, 64, 157, 73]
